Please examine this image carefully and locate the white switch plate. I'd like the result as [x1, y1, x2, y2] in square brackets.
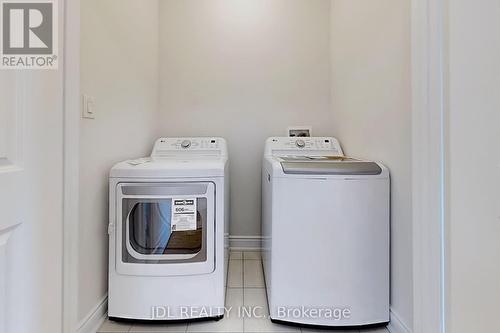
[82, 94, 95, 119]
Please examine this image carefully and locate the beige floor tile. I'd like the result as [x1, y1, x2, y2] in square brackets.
[243, 288, 268, 309]
[244, 260, 265, 288]
[243, 251, 261, 260]
[186, 289, 244, 332]
[228, 259, 243, 288]
[230, 251, 243, 260]
[129, 322, 187, 332]
[97, 319, 132, 332]
[244, 317, 299, 333]
[242, 289, 292, 332]
[186, 318, 243, 333]
[226, 288, 244, 313]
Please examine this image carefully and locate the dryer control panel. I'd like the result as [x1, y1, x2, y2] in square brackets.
[151, 137, 227, 158]
[264, 137, 344, 157]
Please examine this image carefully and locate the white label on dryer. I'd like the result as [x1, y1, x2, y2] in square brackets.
[171, 198, 197, 231]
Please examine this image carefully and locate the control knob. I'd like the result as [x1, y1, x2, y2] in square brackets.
[296, 139, 306, 148]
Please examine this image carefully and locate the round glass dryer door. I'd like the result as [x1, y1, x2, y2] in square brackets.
[115, 182, 215, 276]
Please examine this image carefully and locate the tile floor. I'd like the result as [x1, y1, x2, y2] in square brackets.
[98, 251, 389, 333]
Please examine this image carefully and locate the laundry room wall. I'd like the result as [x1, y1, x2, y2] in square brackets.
[447, 1, 500, 331]
[156, 0, 334, 239]
[79, 0, 160, 326]
[329, 0, 413, 331]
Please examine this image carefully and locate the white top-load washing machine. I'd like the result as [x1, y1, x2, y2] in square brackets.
[108, 137, 229, 321]
[262, 137, 390, 328]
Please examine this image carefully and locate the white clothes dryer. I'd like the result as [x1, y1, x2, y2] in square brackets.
[108, 137, 229, 321]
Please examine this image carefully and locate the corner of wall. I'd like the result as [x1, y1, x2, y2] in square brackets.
[388, 307, 413, 333]
[76, 295, 107, 333]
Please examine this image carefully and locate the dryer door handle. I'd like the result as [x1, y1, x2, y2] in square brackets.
[108, 221, 115, 235]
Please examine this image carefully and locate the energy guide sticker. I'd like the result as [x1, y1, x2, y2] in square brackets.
[171, 198, 197, 231]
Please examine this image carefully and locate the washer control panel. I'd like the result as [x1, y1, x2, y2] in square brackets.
[151, 137, 227, 158]
[295, 139, 306, 148]
[181, 140, 191, 149]
[264, 137, 344, 156]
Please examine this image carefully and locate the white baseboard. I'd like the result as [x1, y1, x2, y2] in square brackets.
[229, 235, 262, 251]
[77, 295, 108, 333]
[388, 308, 412, 333]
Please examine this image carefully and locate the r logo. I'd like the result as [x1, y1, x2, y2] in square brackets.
[2, 2, 53, 54]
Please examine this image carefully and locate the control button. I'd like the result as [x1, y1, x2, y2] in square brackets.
[296, 139, 306, 148]
[181, 140, 191, 149]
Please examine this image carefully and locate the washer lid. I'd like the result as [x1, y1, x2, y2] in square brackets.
[280, 157, 382, 175]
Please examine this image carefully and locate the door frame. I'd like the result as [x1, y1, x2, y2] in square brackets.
[62, 0, 80, 331]
[410, 0, 447, 332]
[61, 0, 447, 332]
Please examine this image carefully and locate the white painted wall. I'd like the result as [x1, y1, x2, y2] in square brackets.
[447, 1, 500, 332]
[329, 0, 412, 330]
[157, 0, 334, 237]
[79, 0, 159, 324]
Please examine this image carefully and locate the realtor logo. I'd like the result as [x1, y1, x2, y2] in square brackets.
[1, 0, 58, 69]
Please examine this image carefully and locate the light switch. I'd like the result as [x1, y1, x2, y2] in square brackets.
[82, 94, 96, 119]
